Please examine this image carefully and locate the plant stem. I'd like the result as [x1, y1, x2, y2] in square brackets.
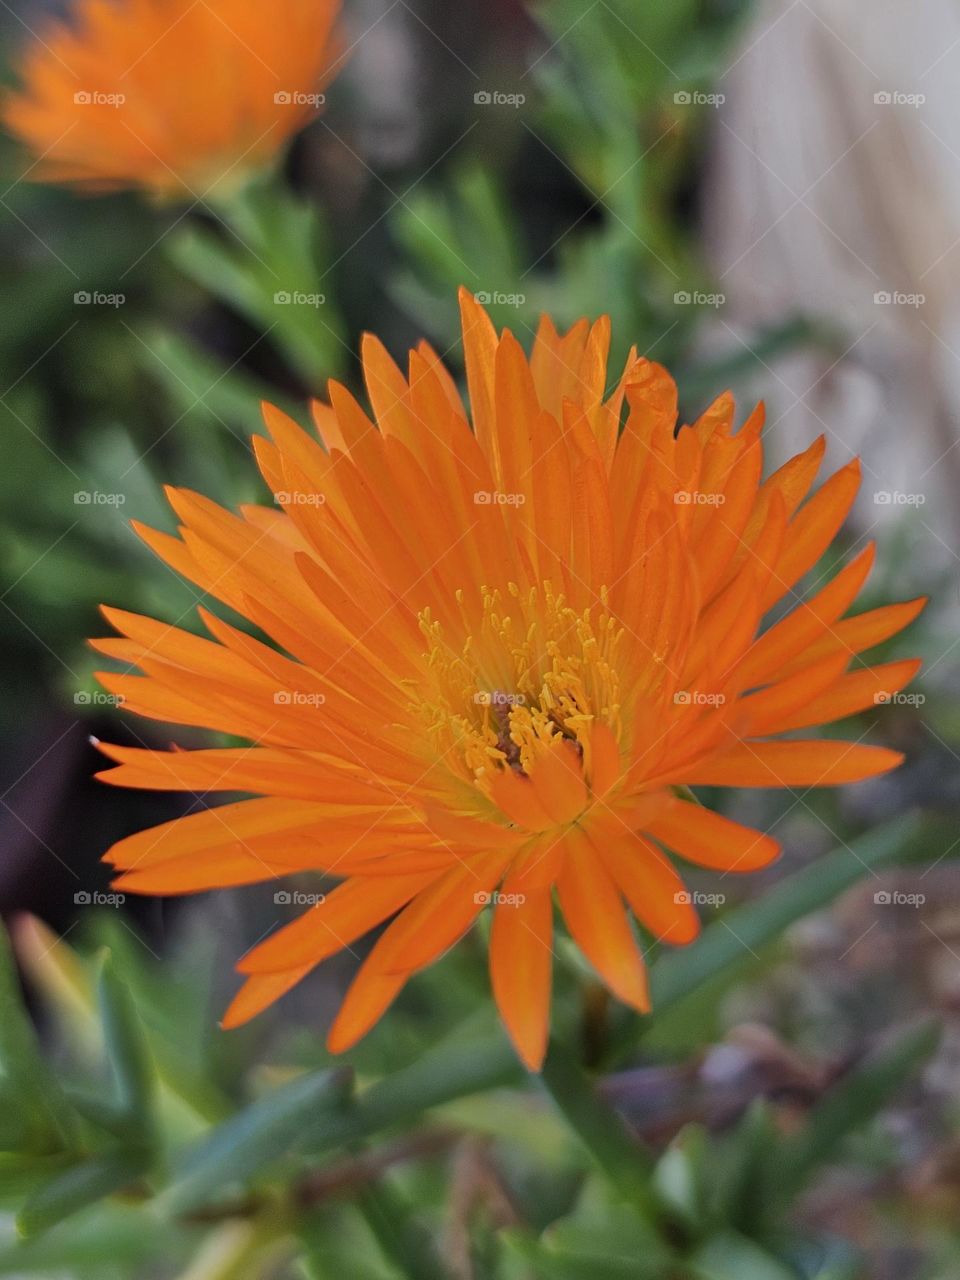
[539, 1040, 658, 1213]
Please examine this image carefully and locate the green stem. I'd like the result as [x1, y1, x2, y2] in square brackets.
[539, 1041, 658, 1212]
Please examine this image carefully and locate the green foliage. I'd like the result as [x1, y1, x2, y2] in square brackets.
[0, 0, 948, 1275]
[0, 811, 946, 1275]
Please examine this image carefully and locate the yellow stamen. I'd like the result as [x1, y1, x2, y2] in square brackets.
[410, 582, 624, 801]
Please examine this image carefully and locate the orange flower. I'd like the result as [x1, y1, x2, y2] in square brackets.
[92, 291, 923, 1070]
[2, 0, 341, 197]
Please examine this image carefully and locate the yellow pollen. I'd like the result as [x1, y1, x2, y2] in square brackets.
[409, 582, 624, 798]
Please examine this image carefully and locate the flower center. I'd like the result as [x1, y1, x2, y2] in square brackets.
[411, 581, 624, 799]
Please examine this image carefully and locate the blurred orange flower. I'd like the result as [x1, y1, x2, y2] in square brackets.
[2, 0, 342, 197]
[92, 291, 923, 1070]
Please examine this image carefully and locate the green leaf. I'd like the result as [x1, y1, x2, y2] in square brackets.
[159, 1068, 352, 1215]
[298, 1011, 527, 1158]
[709, 1100, 779, 1233]
[356, 1180, 447, 1280]
[170, 176, 346, 386]
[0, 1204, 178, 1272]
[501, 1226, 669, 1280]
[652, 1124, 711, 1230]
[0, 1153, 74, 1204]
[98, 954, 156, 1133]
[298, 1203, 401, 1280]
[689, 1230, 797, 1280]
[17, 1150, 148, 1238]
[775, 1019, 940, 1199]
[502, 1179, 675, 1279]
[0, 922, 76, 1154]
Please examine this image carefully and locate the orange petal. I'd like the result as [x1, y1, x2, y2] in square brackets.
[772, 658, 922, 733]
[682, 741, 904, 787]
[527, 740, 587, 826]
[237, 872, 438, 974]
[645, 798, 780, 872]
[487, 768, 556, 833]
[490, 890, 553, 1071]
[556, 827, 650, 1011]
[221, 966, 314, 1030]
[326, 962, 410, 1055]
[374, 856, 510, 974]
[593, 827, 701, 945]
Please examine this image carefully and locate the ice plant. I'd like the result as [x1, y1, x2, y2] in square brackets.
[2, 0, 341, 198]
[92, 291, 923, 1070]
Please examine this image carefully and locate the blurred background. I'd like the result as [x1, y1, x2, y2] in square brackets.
[1, 0, 959, 1277]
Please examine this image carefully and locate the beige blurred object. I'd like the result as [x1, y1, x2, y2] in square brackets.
[705, 0, 960, 535]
